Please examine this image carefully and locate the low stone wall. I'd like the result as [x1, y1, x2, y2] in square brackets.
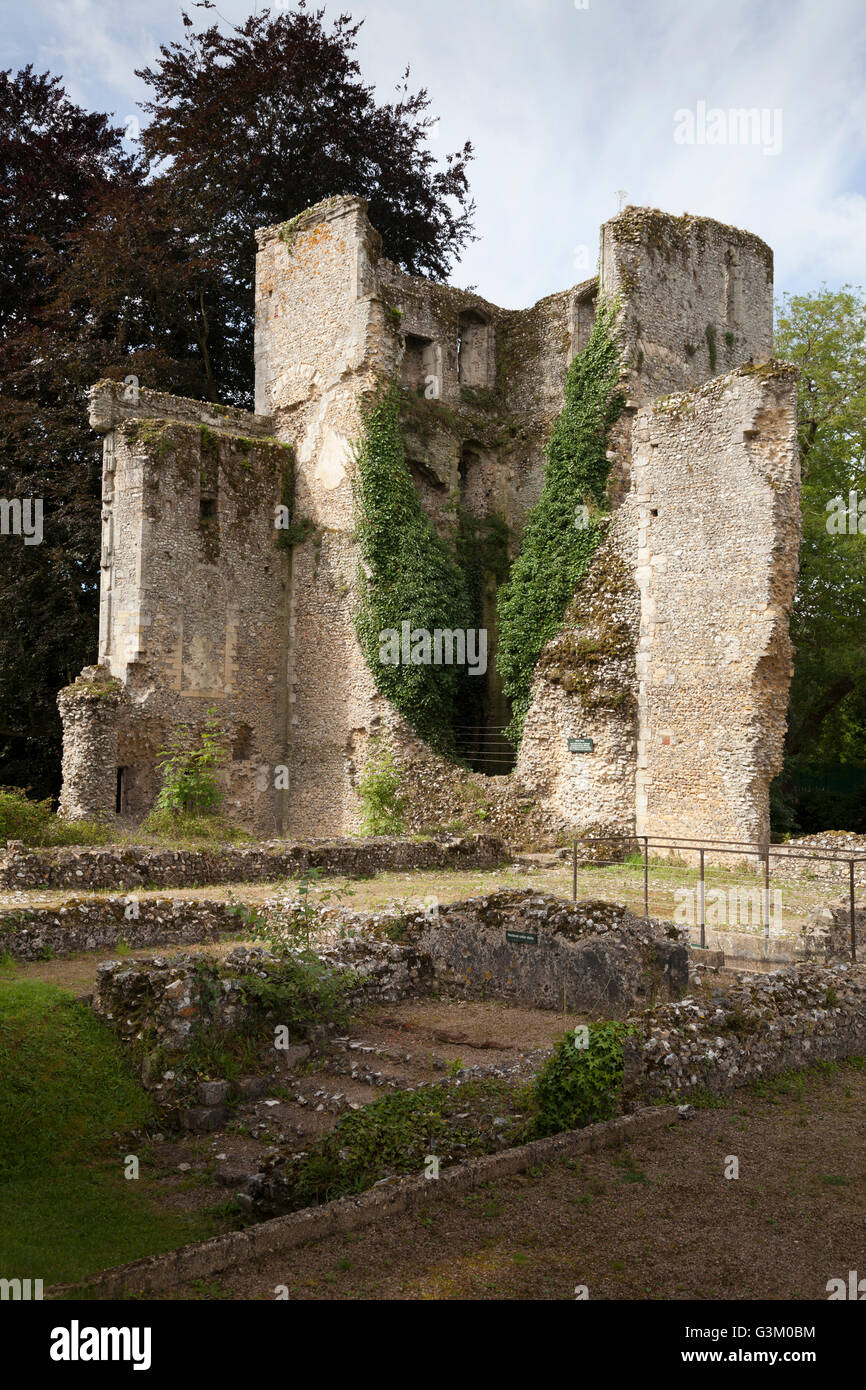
[89, 892, 689, 1060]
[93, 942, 431, 1053]
[798, 900, 862, 962]
[0, 897, 237, 962]
[412, 891, 689, 1016]
[771, 832, 866, 889]
[0, 834, 506, 891]
[623, 961, 866, 1104]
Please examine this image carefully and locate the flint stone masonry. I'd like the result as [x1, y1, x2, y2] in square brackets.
[0, 833, 505, 891]
[771, 833, 866, 889]
[622, 961, 866, 1103]
[92, 942, 432, 1055]
[60, 196, 799, 848]
[0, 897, 237, 962]
[799, 901, 863, 963]
[90, 891, 688, 1055]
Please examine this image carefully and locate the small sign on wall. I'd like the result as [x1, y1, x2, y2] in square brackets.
[506, 929, 538, 945]
[568, 737, 595, 754]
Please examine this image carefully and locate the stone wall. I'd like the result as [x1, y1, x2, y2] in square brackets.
[515, 208, 798, 845]
[631, 365, 800, 843]
[623, 961, 866, 1104]
[0, 833, 505, 891]
[412, 890, 689, 1015]
[0, 897, 236, 962]
[600, 207, 774, 403]
[66, 380, 294, 831]
[92, 943, 432, 1054]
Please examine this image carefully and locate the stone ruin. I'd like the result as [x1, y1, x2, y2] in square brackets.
[58, 197, 800, 845]
[91, 889, 690, 1068]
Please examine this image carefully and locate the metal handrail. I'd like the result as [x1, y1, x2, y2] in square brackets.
[571, 831, 860, 962]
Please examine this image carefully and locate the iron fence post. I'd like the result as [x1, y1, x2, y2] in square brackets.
[850, 859, 857, 963]
[699, 847, 705, 950]
[643, 835, 649, 922]
[573, 838, 577, 904]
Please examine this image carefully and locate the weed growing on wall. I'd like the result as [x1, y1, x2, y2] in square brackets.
[353, 384, 474, 753]
[357, 738, 407, 836]
[150, 706, 230, 819]
[496, 300, 624, 743]
[240, 867, 355, 953]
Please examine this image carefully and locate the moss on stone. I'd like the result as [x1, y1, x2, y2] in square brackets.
[63, 670, 122, 703]
[611, 206, 773, 271]
[538, 546, 636, 714]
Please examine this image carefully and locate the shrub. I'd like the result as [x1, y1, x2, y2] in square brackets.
[530, 1021, 630, 1138]
[0, 787, 112, 847]
[247, 868, 354, 954]
[0, 787, 53, 843]
[151, 707, 229, 819]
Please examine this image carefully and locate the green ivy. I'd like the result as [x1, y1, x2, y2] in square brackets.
[496, 299, 624, 744]
[530, 1021, 631, 1138]
[353, 383, 474, 753]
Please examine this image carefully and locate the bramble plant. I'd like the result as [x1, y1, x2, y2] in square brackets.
[152, 707, 229, 818]
[251, 868, 354, 955]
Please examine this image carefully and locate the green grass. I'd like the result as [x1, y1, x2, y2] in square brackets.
[0, 980, 218, 1286]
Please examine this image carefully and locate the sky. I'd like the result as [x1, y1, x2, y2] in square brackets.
[6, 0, 866, 310]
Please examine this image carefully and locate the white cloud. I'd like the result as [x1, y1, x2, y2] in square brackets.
[9, 0, 866, 306]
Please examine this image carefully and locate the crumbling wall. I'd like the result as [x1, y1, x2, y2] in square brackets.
[515, 210, 797, 845]
[631, 365, 800, 843]
[57, 667, 121, 821]
[60, 200, 800, 849]
[70, 381, 293, 831]
[600, 207, 774, 402]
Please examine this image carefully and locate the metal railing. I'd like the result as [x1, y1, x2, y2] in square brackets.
[571, 832, 865, 962]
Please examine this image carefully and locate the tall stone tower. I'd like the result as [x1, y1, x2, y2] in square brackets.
[59, 198, 799, 846]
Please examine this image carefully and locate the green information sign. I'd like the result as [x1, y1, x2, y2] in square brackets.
[568, 737, 595, 753]
[506, 929, 538, 945]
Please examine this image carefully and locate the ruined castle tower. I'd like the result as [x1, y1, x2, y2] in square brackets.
[59, 198, 799, 845]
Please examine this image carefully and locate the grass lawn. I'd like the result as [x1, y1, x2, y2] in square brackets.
[0, 979, 224, 1285]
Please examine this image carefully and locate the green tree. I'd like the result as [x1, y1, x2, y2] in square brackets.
[136, 2, 476, 405]
[773, 285, 866, 829]
[0, 68, 147, 798]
